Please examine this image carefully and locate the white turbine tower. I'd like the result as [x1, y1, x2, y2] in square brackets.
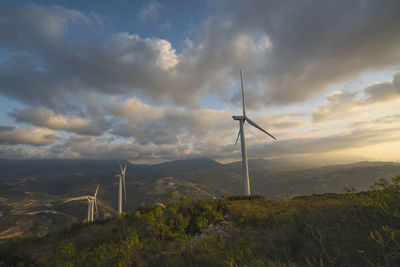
[116, 161, 127, 214]
[233, 70, 276, 195]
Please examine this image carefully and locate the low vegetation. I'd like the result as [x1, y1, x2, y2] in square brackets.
[1, 177, 400, 266]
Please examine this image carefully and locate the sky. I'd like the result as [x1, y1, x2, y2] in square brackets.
[0, 0, 400, 164]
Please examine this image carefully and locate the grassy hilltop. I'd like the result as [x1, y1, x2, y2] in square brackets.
[1, 177, 400, 266]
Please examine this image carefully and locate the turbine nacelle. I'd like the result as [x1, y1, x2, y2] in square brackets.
[232, 115, 245, 120]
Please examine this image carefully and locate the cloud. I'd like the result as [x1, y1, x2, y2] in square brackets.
[104, 97, 165, 121]
[365, 71, 400, 103]
[0, 5, 181, 108]
[106, 97, 307, 148]
[0, 4, 273, 110]
[1, 2, 400, 112]
[0, 4, 90, 50]
[350, 113, 400, 129]
[248, 118, 400, 158]
[4, 112, 400, 161]
[0, 126, 60, 146]
[312, 71, 400, 122]
[0, 146, 48, 159]
[109, 100, 234, 145]
[312, 91, 361, 122]
[1, 2, 400, 162]
[10, 107, 109, 136]
[103, 97, 307, 152]
[138, 1, 163, 22]
[232, 0, 400, 104]
[2, 110, 400, 161]
[47, 135, 193, 161]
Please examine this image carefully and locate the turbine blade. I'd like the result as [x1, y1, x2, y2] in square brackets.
[245, 117, 276, 140]
[94, 184, 99, 197]
[234, 128, 241, 146]
[123, 176, 127, 204]
[240, 70, 246, 117]
[119, 161, 123, 174]
[64, 196, 88, 202]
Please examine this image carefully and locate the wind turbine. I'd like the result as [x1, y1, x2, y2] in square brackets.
[232, 70, 276, 195]
[116, 161, 127, 214]
[64, 184, 99, 222]
[86, 184, 99, 222]
[119, 161, 127, 204]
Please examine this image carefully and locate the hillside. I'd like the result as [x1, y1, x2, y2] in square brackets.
[1, 159, 400, 240]
[1, 176, 400, 266]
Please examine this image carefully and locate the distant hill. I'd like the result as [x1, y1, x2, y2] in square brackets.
[1, 158, 400, 239]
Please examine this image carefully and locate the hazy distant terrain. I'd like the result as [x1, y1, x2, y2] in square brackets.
[1, 158, 400, 239]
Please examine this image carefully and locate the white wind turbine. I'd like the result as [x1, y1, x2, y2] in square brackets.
[64, 184, 99, 222]
[233, 70, 276, 195]
[116, 161, 127, 214]
[86, 184, 99, 222]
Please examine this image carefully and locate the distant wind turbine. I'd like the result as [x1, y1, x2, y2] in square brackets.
[86, 184, 99, 222]
[64, 184, 99, 222]
[233, 70, 276, 195]
[116, 161, 127, 214]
